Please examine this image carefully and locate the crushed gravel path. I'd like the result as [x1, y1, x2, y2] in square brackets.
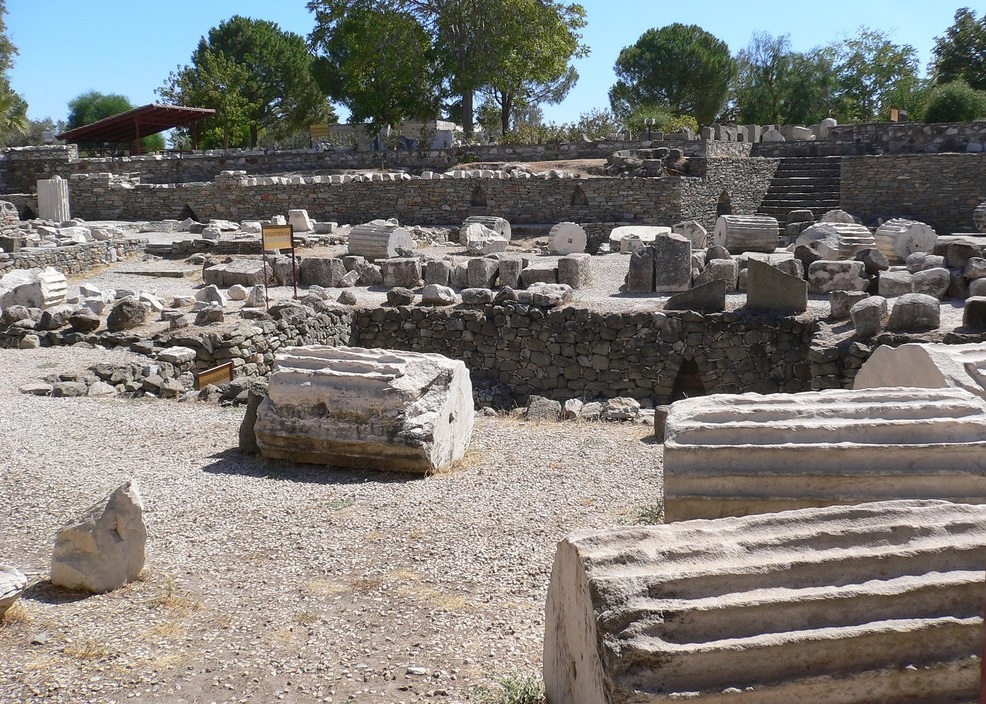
[0, 345, 662, 703]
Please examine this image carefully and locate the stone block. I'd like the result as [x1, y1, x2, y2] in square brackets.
[287, 209, 314, 232]
[424, 259, 451, 286]
[653, 233, 691, 293]
[348, 220, 415, 260]
[874, 218, 938, 264]
[462, 222, 508, 255]
[850, 295, 888, 337]
[51, 480, 146, 593]
[498, 257, 523, 289]
[671, 220, 708, 248]
[380, 258, 422, 288]
[911, 267, 950, 299]
[795, 222, 876, 260]
[964, 297, 986, 330]
[545, 500, 986, 704]
[254, 347, 474, 473]
[887, 293, 940, 331]
[746, 259, 807, 313]
[808, 260, 868, 294]
[877, 269, 913, 297]
[905, 252, 945, 273]
[625, 246, 654, 293]
[557, 254, 591, 289]
[664, 387, 986, 520]
[299, 257, 347, 288]
[37, 176, 70, 222]
[713, 215, 779, 254]
[520, 266, 558, 288]
[549, 222, 587, 255]
[855, 247, 890, 275]
[204, 259, 272, 287]
[467, 258, 499, 288]
[0, 267, 67, 309]
[854, 342, 986, 400]
[420, 284, 457, 306]
[609, 225, 671, 250]
[461, 215, 511, 242]
[694, 258, 738, 291]
[829, 290, 869, 320]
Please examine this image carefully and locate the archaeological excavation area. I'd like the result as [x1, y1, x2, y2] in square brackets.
[2, 120, 986, 703]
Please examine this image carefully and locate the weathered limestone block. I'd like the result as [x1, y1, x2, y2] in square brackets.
[829, 290, 869, 320]
[424, 259, 452, 286]
[462, 223, 508, 255]
[0, 566, 28, 619]
[663, 387, 986, 520]
[254, 347, 474, 473]
[498, 257, 523, 289]
[965, 296, 986, 329]
[745, 259, 807, 313]
[854, 342, 986, 401]
[808, 260, 868, 293]
[877, 269, 913, 297]
[609, 225, 671, 250]
[38, 176, 70, 222]
[851, 295, 888, 337]
[625, 246, 655, 293]
[51, 480, 147, 593]
[820, 208, 856, 224]
[420, 284, 457, 306]
[203, 259, 272, 287]
[288, 209, 314, 232]
[461, 215, 511, 243]
[106, 298, 146, 332]
[653, 234, 691, 293]
[299, 257, 348, 288]
[380, 258, 422, 288]
[557, 253, 591, 289]
[0, 267, 67, 309]
[874, 218, 938, 264]
[664, 280, 725, 313]
[671, 220, 708, 248]
[910, 267, 950, 299]
[713, 215, 779, 254]
[468, 258, 499, 288]
[544, 500, 986, 704]
[348, 220, 415, 260]
[549, 222, 587, 255]
[795, 222, 876, 260]
[694, 258, 738, 291]
[888, 293, 940, 331]
[905, 252, 945, 273]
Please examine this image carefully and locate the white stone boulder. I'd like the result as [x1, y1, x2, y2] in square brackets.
[713, 215, 779, 254]
[795, 222, 876, 259]
[874, 218, 938, 264]
[549, 222, 587, 255]
[348, 220, 415, 260]
[254, 347, 474, 473]
[287, 209, 314, 232]
[609, 225, 671, 250]
[545, 500, 986, 704]
[854, 342, 986, 401]
[462, 222, 508, 255]
[0, 565, 28, 618]
[0, 267, 67, 309]
[671, 220, 708, 248]
[461, 215, 511, 243]
[50, 480, 147, 593]
[663, 387, 986, 520]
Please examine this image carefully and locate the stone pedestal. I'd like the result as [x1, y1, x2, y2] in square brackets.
[37, 176, 70, 222]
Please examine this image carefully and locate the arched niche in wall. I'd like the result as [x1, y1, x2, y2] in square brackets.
[571, 184, 589, 207]
[670, 356, 707, 402]
[470, 184, 488, 208]
[716, 191, 732, 217]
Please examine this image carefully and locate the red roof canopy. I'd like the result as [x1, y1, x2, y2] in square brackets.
[56, 103, 216, 151]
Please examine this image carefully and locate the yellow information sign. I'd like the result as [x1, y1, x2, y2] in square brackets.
[194, 362, 234, 390]
[262, 224, 294, 251]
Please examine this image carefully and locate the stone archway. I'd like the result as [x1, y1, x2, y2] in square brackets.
[716, 191, 732, 217]
[471, 185, 488, 208]
[571, 185, 589, 207]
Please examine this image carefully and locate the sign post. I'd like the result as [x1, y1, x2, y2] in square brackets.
[194, 361, 234, 390]
[261, 224, 298, 308]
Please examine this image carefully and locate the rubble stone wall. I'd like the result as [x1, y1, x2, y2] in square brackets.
[0, 238, 144, 276]
[352, 306, 815, 405]
[679, 157, 779, 229]
[840, 154, 986, 231]
[753, 121, 986, 157]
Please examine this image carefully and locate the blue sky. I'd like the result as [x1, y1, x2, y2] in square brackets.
[5, 1, 968, 126]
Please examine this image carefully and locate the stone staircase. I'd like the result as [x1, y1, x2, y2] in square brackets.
[757, 156, 842, 224]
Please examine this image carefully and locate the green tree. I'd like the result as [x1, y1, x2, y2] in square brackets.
[609, 24, 736, 126]
[159, 15, 334, 148]
[923, 79, 986, 122]
[310, 6, 438, 137]
[932, 8, 986, 91]
[731, 33, 838, 125]
[0, 1, 28, 145]
[307, 0, 586, 136]
[66, 91, 165, 152]
[830, 27, 922, 122]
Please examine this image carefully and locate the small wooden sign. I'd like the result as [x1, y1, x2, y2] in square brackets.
[194, 361, 234, 390]
[262, 224, 294, 251]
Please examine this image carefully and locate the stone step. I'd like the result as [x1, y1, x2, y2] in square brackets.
[544, 500, 986, 704]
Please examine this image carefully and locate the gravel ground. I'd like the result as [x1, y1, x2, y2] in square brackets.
[0, 344, 661, 704]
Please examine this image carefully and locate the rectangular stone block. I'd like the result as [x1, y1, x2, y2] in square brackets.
[653, 234, 691, 293]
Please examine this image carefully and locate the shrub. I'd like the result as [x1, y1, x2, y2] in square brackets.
[923, 80, 986, 123]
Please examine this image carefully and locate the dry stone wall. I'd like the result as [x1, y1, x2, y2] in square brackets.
[680, 157, 779, 230]
[353, 305, 814, 406]
[840, 154, 986, 232]
[0, 239, 144, 276]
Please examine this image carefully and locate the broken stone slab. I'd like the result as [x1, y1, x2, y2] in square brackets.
[609, 225, 671, 250]
[855, 247, 890, 275]
[299, 257, 348, 288]
[664, 279, 726, 313]
[693, 258, 738, 291]
[462, 223, 508, 256]
[287, 209, 314, 232]
[808, 260, 869, 294]
[625, 246, 654, 293]
[203, 259, 272, 287]
[254, 346, 474, 473]
[0, 267, 67, 309]
[671, 220, 708, 248]
[348, 220, 415, 260]
[795, 222, 876, 260]
[380, 258, 422, 289]
[653, 233, 691, 293]
[854, 342, 986, 401]
[663, 387, 986, 520]
[745, 259, 807, 314]
[874, 218, 938, 264]
[549, 222, 587, 255]
[0, 565, 28, 619]
[830, 290, 869, 320]
[51, 480, 147, 593]
[527, 395, 561, 421]
[544, 500, 986, 704]
[713, 215, 779, 254]
[461, 215, 511, 243]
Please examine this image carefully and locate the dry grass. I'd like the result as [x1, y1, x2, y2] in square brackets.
[63, 638, 113, 660]
[1, 601, 32, 625]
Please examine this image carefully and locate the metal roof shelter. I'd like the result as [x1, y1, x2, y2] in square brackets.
[56, 103, 216, 154]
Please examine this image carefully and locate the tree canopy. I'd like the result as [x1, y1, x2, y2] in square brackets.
[932, 8, 986, 91]
[0, 0, 26, 145]
[307, 0, 586, 136]
[609, 24, 735, 126]
[829, 27, 923, 122]
[159, 15, 334, 148]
